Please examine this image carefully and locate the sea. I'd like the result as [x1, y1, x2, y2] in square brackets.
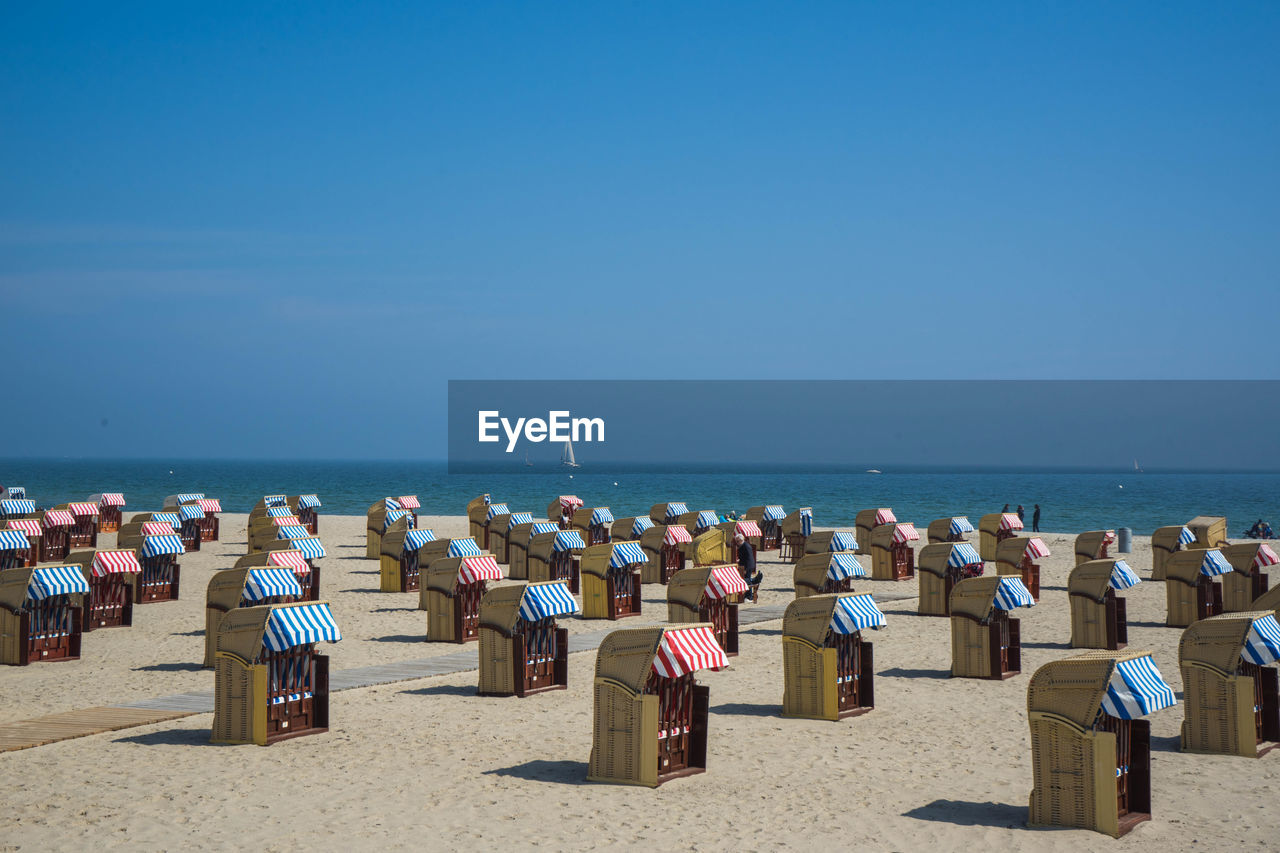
[1, 459, 1276, 537]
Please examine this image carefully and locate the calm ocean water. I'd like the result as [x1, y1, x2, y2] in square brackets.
[1, 459, 1276, 536]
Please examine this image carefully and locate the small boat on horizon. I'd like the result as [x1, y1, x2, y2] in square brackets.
[866, 469, 882, 474]
[562, 440, 581, 468]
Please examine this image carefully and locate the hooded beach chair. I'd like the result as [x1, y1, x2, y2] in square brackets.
[0, 566, 88, 665]
[855, 508, 896, 554]
[803, 530, 858, 557]
[949, 575, 1035, 679]
[412, 537, 486, 607]
[1151, 525, 1196, 580]
[366, 498, 403, 559]
[188, 498, 222, 542]
[648, 501, 688, 526]
[172, 503, 205, 552]
[1187, 516, 1228, 549]
[287, 494, 322, 535]
[1075, 530, 1116, 566]
[745, 505, 786, 551]
[507, 519, 554, 581]
[210, 601, 340, 745]
[480, 502, 511, 552]
[916, 542, 983, 617]
[1179, 612, 1280, 758]
[423, 554, 504, 643]
[572, 506, 614, 546]
[666, 565, 747, 656]
[1027, 651, 1177, 836]
[1165, 549, 1232, 627]
[686, 527, 730, 567]
[995, 536, 1050, 602]
[927, 516, 974, 544]
[549, 495, 584, 529]
[793, 552, 867, 598]
[0, 497, 37, 524]
[580, 541, 645, 620]
[234, 548, 320, 601]
[780, 507, 813, 562]
[978, 512, 1023, 562]
[137, 533, 185, 603]
[782, 592, 885, 720]
[486, 506, 520, 563]
[611, 516, 643, 542]
[39, 509, 74, 563]
[587, 625, 726, 787]
[870, 522, 919, 581]
[378, 519, 437, 593]
[717, 519, 763, 559]
[1069, 559, 1141, 650]
[527, 529, 585, 593]
[477, 581, 578, 697]
[678, 510, 720, 541]
[0, 527, 33, 570]
[59, 502, 100, 548]
[204, 568, 306, 667]
[639, 523, 690, 584]
[65, 548, 139, 631]
[1220, 543, 1278, 613]
[91, 493, 126, 533]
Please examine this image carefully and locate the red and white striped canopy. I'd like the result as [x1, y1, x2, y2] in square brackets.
[892, 523, 921, 544]
[271, 515, 303, 526]
[99, 493, 126, 507]
[1103, 530, 1117, 544]
[267, 550, 311, 573]
[1025, 538, 1051, 559]
[652, 626, 729, 678]
[1000, 513, 1024, 531]
[7, 519, 42, 538]
[142, 521, 176, 536]
[397, 496, 421, 509]
[458, 554, 503, 585]
[663, 525, 693, 546]
[706, 565, 749, 600]
[196, 499, 221, 513]
[92, 550, 142, 577]
[735, 520, 763, 539]
[875, 508, 897, 525]
[69, 502, 100, 516]
[1255, 545, 1279, 569]
[559, 495, 583, 510]
[43, 510, 75, 527]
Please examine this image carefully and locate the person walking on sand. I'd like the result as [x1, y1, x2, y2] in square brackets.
[1017, 505, 1025, 524]
[735, 533, 762, 603]
[1032, 504, 1041, 533]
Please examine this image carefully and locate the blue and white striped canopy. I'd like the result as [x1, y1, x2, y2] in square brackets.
[947, 543, 983, 568]
[993, 577, 1036, 610]
[297, 494, 322, 508]
[405, 529, 437, 550]
[508, 512, 534, 530]
[632, 516, 655, 536]
[289, 537, 327, 560]
[666, 502, 688, 519]
[829, 532, 857, 551]
[0, 529, 30, 551]
[609, 541, 648, 567]
[695, 511, 719, 529]
[1198, 550, 1233, 577]
[518, 582, 579, 622]
[142, 535, 185, 557]
[27, 566, 90, 601]
[171, 493, 204, 503]
[553, 530, 586, 552]
[447, 538, 483, 558]
[152, 512, 181, 526]
[1177, 526, 1196, 546]
[264, 494, 288, 507]
[1100, 655, 1177, 720]
[486, 503, 510, 521]
[277, 524, 311, 540]
[591, 507, 615, 525]
[800, 509, 813, 536]
[384, 497, 402, 511]
[244, 568, 304, 601]
[1243, 614, 1280, 666]
[6, 487, 25, 499]
[532, 522, 560, 536]
[1, 499, 36, 515]
[949, 516, 976, 535]
[763, 505, 785, 521]
[384, 509, 415, 529]
[267, 506, 294, 517]
[1109, 560, 1141, 590]
[178, 504, 205, 521]
[830, 594, 886, 633]
[829, 553, 868, 580]
[262, 602, 342, 652]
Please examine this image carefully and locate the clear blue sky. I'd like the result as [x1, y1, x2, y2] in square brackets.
[3, 2, 1277, 458]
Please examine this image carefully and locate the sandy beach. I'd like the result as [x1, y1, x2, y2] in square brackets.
[2, 514, 1278, 851]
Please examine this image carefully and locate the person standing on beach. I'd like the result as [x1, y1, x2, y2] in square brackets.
[1017, 505, 1025, 524]
[1002, 504, 1010, 513]
[1032, 504, 1041, 532]
[735, 533, 762, 603]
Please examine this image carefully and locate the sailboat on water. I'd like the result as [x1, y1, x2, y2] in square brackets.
[562, 439, 581, 468]
[1133, 458, 1143, 473]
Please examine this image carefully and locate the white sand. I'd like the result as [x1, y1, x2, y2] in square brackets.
[2, 515, 1278, 850]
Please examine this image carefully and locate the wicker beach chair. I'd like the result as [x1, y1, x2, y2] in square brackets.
[855, 508, 896, 555]
[378, 519, 436, 593]
[60, 502, 100, 549]
[39, 509, 74, 562]
[926, 516, 975, 544]
[413, 537, 486, 608]
[465, 494, 492, 544]
[92, 492, 126, 533]
[1074, 530, 1116, 566]
[571, 506, 613, 546]
[548, 495, 583, 529]
[717, 519, 763, 557]
[65, 548, 139, 632]
[648, 501, 688, 526]
[1179, 612, 1280, 758]
[136, 533, 184, 603]
[480, 503, 511, 553]
[1151, 525, 1195, 580]
[1187, 516, 1228, 549]
[803, 530, 858, 557]
[949, 575, 1035, 679]
[234, 548, 320, 601]
[1220, 543, 1278, 613]
[781, 593, 884, 720]
[870, 522, 919, 581]
[666, 566, 746, 656]
[639, 524, 690, 584]
[745, 505, 785, 551]
[204, 568, 305, 667]
[0, 527, 33, 570]
[995, 536, 1050, 602]
[528, 529, 584, 593]
[793, 552, 867, 598]
[978, 512, 1023, 562]
[1069, 559, 1140, 650]
[780, 507, 813, 563]
[507, 519, 553, 581]
[287, 494, 322, 535]
[477, 581, 577, 697]
[0, 566, 87, 665]
[685, 527, 730, 567]
[580, 542, 644, 620]
[423, 554, 503, 643]
[1165, 549, 1232, 627]
[916, 543, 983, 617]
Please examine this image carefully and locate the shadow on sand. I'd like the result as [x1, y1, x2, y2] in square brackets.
[484, 759, 590, 786]
[902, 799, 1029, 829]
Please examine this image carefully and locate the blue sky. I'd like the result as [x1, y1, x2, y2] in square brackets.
[3, 2, 1278, 458]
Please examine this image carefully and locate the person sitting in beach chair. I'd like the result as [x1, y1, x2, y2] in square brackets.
[735, 533, 762, 602]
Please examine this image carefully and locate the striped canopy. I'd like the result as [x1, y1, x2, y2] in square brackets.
[1197, 550, 1233, 577]
[0, 529, 30, 551]
[142, 535, 185, 557]
[43, 510, 75, 527]
[384, 509, 415, 529]
[458, 555, 504, 585]
[262, 603, 342, 652]
[1, 499, 36, 515]
[1242, 615, 1280, 666]
[171, 493, 204, 503]
[763, 505, 785, 521]
[405, 529, 437, 550]
[949, 516, 976, 535]
[267, 506, 294, 518]
[1100, 655, 1177, 720]
[5, 487, 25, 499]
[507, 512, 534, 530]
[558, 495, 583, 510]
[271, 515, 303, 527]
[6, 519, 42, 538]
[486, 503, 511, 521]
[1254, 544, 1280, 569]
[874, 508, 897, 525]
[27, 566, 90, 601]
[142, 521, 177, 536]
[92, 551, 141, 576]
[266, 550, 310, 573]
[829, 532, 858, 551]
[591, 507, 614, 525]
[891, 523, 920, 544]
[277, 524, 311, 540]
[653, 626, 728, 677]
[384, 497, 402, 511]
[993, 577, 1036, 610]
[1000, 513, 1023, 531]
[829, 553, 868, 580]
[800, 508, 813, 537]
[609, 541, 648, 567]
[665, 502, 688, 520]
[288, 538, 327, 560]
[1108, 560, 1141, 590]
[1177, 526, 1196, 546]
[1024, 538, 1051, 559]
[531, 522, 560, 536]
[244, 569, 304, 601]
[196, 499, 221, 513]
[632, 517, 655, 537]
[397, 495, 421, 509]
[706, 566, 749, 600]
[297, 494, 322, 508]
[553, 530, 586, 552]
[68, 502, 99, 516]
[518, 582, 579, 622]
[263, 494, 288, 507]
[447, 538, 483, 558]
[695, 511, 719, 529]
[735, 520, 763, 538]
[152, 512, 180, 525]
[664, 525, 692, 546]
[178, 504, 205, 521]
[947, 543, 983, 568]
[830, 594, 887, 633]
